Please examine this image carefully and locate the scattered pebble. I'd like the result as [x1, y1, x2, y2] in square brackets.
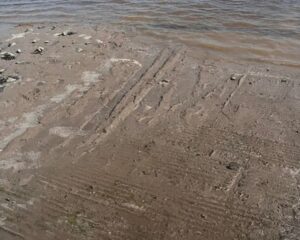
[1, 52, 16, 60]
[33, 47, 44, 55]
[32, 39, 38, 44]
[16, 49, 22, 54]
[8, 42, 16, 47]
[0, 69, 5, 74]
[44, 40, 49, 44]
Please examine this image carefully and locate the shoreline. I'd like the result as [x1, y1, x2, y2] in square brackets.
[0, 23, 299, 239]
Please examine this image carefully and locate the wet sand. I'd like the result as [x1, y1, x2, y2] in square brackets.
[0, 24, 300, 240]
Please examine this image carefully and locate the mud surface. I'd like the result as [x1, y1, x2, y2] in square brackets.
[0, 24, 300, 240]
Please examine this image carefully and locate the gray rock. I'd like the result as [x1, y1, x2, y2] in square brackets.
[1, 52, 16, 60]
[16, 49, 22, 54]
[0, 69, 5, 74]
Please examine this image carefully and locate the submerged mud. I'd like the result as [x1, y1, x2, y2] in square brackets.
[0, 24, 299, 240]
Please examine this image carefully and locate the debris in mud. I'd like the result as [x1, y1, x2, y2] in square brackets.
[281, 79, 288, 83]
[226, 162, 240, 171]
[0, 75, 7, 84]
[76, 48, 83, 53]
[0, 75, 20, 85]
[59, 31, 76, 36]
[33, 47, 44, 55]
[230, 74, 238, 81]
[1, 52, 16, 60]
[6, 75, 20, 83]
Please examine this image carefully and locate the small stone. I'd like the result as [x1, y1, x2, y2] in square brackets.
[226, 162, 240, 171]
[33, 47, 44, 55]
[16, 49, 22, 54]
[281, 79, 287, 83]
[1, 52, 16, 60]
[44, 40, 49, 44]
[51, 26, 56, 30]
[32, 39, 38, 43]
[0, 69, 5, 74]
[8, 42, 16, 47]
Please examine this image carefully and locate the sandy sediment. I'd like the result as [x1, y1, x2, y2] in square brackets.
[0, 24, 300, 240]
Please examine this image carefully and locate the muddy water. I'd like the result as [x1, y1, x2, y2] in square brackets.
[0, 0, 300, 64]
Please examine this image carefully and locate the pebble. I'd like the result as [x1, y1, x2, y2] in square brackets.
[44, 40, 49, 44]
[32, 39, 38, 44]
[8, 42, 16, 47]
[0, 69, 5, 74]
[1, 52, 16, 60]
[33, 47, 44, 55]
[16, 49, 22, 54]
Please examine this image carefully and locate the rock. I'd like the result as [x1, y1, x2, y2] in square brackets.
[44, 40, 49, 44]
[32, 39, 38, 43]
[33, 47, 44, 55]
[16, 49, 22, 54]
[8, 42, 16, 47]
[51, 26, 56, 30]
[0, 69, 5, 74]
[1, 52, 16, 60]
[226, 162, 240, 171]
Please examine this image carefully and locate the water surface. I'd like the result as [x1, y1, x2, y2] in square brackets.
[0, 0, 300, 64]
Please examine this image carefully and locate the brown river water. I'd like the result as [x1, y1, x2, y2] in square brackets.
[0, 0, 300, 65]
